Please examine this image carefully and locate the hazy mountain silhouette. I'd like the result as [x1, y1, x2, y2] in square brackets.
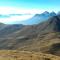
[13, 11, 56, 25]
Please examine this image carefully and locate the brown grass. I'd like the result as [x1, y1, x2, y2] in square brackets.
[0, 50, 59, 60]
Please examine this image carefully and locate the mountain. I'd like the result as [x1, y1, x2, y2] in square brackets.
[13, 11, 56, 25]
[49, 12, 56, 16]
[0, 23, 7, 30]
[2, 15, 60, 56]
[0, 12, 60, 57]
[0, 24, 24, 37]
[7, 15, 60, 38]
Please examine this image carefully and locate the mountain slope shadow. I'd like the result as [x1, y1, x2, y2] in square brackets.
[49, 43, 60, 56]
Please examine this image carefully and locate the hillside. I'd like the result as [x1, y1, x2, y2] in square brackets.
[0, 15, 59, 55]
[0, 50, 60, 60]
[0, 24, 24, 37]
[0, 14, 60, 60]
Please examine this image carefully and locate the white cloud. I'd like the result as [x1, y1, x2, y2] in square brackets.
[0, 7, 57, 24]
[0, 6, 58, 15]
[0, 15, 34, 24]
[0, 7, 46, 14]
[0, 7, 46, 24]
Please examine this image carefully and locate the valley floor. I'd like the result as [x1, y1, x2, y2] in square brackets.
[0, 50, 60, 60]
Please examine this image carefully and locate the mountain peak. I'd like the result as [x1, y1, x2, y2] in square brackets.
[46, 15, 60, 32]
[41, 11, 49, 15]
[50, 11, 56, 16]
[43, 11, 49, 14]
[34, 14, 41, 17]
[57, 11, 60, 15]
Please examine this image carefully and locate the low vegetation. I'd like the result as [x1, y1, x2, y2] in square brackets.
[0, 50, 59, 60]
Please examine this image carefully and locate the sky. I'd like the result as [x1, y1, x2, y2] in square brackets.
[0, 0, 60, 24]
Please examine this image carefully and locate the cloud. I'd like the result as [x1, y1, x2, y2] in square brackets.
[0, 7, 57, 24]
[0, 7, 46, 24]
[0, 7, 47, 14]
[0, 14, 34, 24]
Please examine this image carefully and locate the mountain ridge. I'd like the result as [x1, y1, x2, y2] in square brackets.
[11, 11, 56, 25]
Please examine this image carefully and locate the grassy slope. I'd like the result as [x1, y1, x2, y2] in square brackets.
[0, 32, 60, 60]
[0, 33, 60, 60]
[18, 32, 60, 52]
[0, 50, 60, 60]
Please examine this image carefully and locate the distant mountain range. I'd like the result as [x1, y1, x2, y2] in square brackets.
[12, 11, 56, 25]
[0, 11, 60, 56]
